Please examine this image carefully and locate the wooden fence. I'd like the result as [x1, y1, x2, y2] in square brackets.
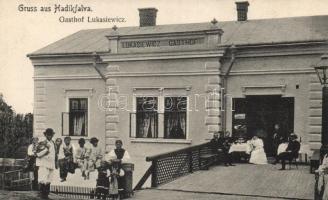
[0, 158, 32, 190]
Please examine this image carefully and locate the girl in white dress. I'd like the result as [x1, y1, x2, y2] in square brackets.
[249, 136, 268, 165]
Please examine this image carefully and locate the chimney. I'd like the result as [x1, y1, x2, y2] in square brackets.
[235, 1, 249, 21]
[138, 8, 158, 27]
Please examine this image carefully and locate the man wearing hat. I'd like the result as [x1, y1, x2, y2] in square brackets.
[275, 133, 300, 170]
[35, 128, 56, 199]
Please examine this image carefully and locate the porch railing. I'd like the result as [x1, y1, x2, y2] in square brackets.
[134, 142, 213, 190]
[50, 185, 96, 199]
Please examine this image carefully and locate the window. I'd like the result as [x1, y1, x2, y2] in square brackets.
[133, 96, 187, 139]
[164, 97, 187, 139]
[68, 98, 88, 136]
[136, 97, 158, 138]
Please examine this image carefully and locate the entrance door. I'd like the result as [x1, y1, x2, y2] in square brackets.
[232, 95, 294, 156]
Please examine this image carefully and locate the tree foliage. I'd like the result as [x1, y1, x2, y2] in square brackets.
[0, 94, 33, 158]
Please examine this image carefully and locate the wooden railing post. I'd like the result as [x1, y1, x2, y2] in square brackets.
[188, 151, 193, 173]
[151, 160, 158, 188]
[314, 172, 320, 200]
[90, 189, 95, 199]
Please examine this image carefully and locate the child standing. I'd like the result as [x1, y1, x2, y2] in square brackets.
[108, 159, 125, 200]
[95, 161, 110, 200]
[105, 139, 131, 195]
[26, 137, 39, 190]
[54, 138, 62, 169]
[75, 138, 88, 179]
[58, 137, 74, 182]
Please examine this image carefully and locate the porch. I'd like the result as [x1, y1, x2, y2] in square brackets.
[0, 164, 315, 200]
[134, 164, 314, 200]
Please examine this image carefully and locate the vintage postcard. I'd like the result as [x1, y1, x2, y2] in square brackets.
[0, 0, 327, 199]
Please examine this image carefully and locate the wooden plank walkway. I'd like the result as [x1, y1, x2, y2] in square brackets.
[155, 163, 314, 200]
[133, 189, 288, 200]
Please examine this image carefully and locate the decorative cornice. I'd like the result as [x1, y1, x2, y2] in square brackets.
[33, 68, 315, 80]
[106, 29, 223, 40]
[228, 68, 315, 76]
[105, 71, 220, 78]
[28, 52, 101, 59]
[33, 75, 102, 80]
[132, 86, 192, 91]
[219, 40, 327, 49]
[241, 85, 287, 93]
[64, 88, 94, 97]
[235, 49, 328, 58]
[101, 50, 224, 62]
[32, 61, 94, 66]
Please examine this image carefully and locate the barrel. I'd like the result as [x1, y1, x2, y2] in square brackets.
[121, 163, 134, 198]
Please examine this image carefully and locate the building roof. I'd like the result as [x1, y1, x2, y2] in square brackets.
[29, 15, 328, 56]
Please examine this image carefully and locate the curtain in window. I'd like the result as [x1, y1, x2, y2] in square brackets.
[69, 98, 87, 136]
[137, 112, 158, 138]
[73, 112, 86, 136]
[136, 97, 158, 138]
[164, 97, 186, 139]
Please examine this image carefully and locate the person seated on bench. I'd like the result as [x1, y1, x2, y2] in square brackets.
[210, 131, 234, 166]
[274, 133, 300, 170]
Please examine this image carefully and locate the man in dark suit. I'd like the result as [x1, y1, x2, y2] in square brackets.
[210, 131, 234, 166]
[272, 124, 286, 156]
[275, 133, 300, 170]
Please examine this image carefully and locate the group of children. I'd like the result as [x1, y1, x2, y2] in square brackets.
[27, 134, 131, 200]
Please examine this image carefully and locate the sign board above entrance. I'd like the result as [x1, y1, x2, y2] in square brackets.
[106, 29, 223, 54]
[121, 38, 204, 49]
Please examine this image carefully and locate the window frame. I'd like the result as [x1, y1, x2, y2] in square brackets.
[131, 94, 189, 140]
[135, 96, 159, 139]
[163, 96, 188, 139]
[65, 96, 90, 137]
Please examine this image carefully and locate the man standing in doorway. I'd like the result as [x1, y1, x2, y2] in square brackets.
[35, 128, 56, 199]
[272, 124, 285, 156]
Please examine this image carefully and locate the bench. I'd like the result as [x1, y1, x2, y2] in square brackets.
[199, 153, 217, 170]
[310, 150, 320, 174]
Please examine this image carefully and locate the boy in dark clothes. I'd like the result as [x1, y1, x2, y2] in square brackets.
[58, 136, 74, 182]
[96, 161, 110, 200]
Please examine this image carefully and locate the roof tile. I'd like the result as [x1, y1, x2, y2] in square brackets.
[29, 15, 328, 56]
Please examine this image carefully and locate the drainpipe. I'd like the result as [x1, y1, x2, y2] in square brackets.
[92, 52, 106, 81]
[221, 45, 236, 133]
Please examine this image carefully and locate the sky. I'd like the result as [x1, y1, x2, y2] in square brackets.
[0, 0, 327, 114]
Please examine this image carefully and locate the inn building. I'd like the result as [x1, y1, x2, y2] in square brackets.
[28, 3, 328, 176]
